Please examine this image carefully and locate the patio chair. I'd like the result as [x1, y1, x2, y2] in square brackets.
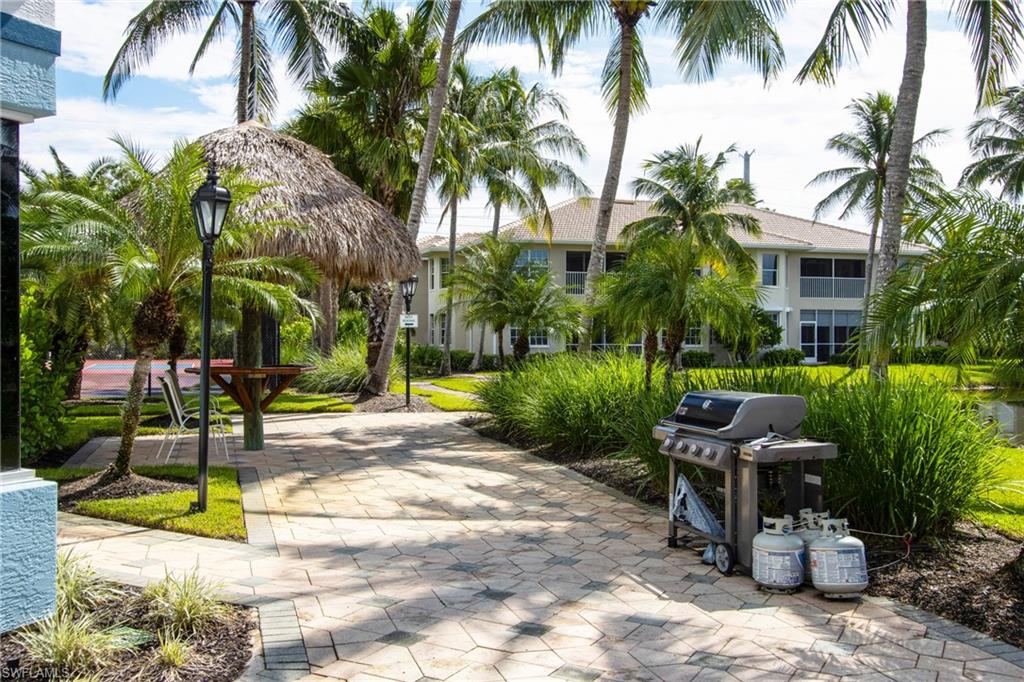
[155, 374, 231, 463]
[165, 369, 225, 415]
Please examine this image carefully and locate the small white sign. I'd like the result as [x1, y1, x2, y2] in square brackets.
[399, 314, 419, 329]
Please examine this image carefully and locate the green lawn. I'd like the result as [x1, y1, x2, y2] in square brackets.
[430, 377, 484, 394]
[218, 390, 353, 414]
[37, 465, 245, 541]
[976, 447, 1024, 538]
[408, 386, 481, 411]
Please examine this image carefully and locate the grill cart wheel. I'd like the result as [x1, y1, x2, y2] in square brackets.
[714, 542, 736, 574]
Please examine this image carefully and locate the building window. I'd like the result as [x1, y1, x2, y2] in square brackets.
[605, 252, 627, 272]
[800, 309, 859, 362]
[684, 324, 702, 346]
[516, 248, 549, 272]
[566, 251, 589, 272]
[439, 257, 450, 288]
[762, 254, 778, 286]
[510, 327, 549, 348]
[800, 257, 866, 298]
[437, 312, 447, 345]
[429, 313, 435, 344]
[429, 259, 435, 290]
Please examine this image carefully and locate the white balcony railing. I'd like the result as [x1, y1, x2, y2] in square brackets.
[565, 271, 586, 295]
[800, 276, 865, 299]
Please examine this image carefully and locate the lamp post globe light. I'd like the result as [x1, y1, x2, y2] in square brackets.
[191, 163, 230, 512]
[400, 276, 418, 408]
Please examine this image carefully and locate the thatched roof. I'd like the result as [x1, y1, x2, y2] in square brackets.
[197, 122, 419, 283]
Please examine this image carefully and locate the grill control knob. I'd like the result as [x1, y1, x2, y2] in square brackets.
[678, 443, 689, 453]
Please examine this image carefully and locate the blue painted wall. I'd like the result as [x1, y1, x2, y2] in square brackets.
[1, 10, 60, 120]
[0, 477, 58, 632]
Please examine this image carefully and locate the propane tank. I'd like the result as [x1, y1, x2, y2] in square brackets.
[809, 519, 869, 599]
[795, 509, 830, 583]
[752, 515, 805, 592]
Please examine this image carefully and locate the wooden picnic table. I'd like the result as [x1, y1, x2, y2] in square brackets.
[185, 365, 312, 450]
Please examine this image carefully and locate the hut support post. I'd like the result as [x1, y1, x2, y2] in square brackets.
[316, 279, 336, 357]
[240, 306, 263, 450]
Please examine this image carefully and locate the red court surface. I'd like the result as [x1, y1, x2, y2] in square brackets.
[81, 359, 233, 398]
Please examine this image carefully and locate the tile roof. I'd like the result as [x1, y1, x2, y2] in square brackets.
[418, 198, 928, 255]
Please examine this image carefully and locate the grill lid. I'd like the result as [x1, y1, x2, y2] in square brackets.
[665, 390, 806, 440]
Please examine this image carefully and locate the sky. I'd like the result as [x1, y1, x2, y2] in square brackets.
[20, 1, 1009, 236]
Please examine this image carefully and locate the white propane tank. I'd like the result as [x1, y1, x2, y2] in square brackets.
[795, 509, 830, 583]
[752, 516, 805, 592]
[810, 519, 869, 599]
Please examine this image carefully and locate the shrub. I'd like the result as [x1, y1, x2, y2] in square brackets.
[294, 342, 399, 393]
[56, 552, 119, 617]
[280, 318, 313, 364]
[678, 350, 715, 368]
[478, 354, 500, 371]
[479, 353, 999, 538]
[808, 378, 1001, 537]
[450, 350, 476, 372]
[141, 571, 229, 638]
[20, 293, 71, 461]
[410, 344, 443, 372]
[15, 613, 128, 671]
[156, 631, 191, 669]
[760, 348, 805, 366]
[991, 358, 1024, 388]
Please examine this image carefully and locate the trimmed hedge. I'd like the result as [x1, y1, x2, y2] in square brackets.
[760, 348, 805, 366]
[678, 350, 715, 368]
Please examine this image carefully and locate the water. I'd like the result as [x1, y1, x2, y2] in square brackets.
[979, 401, 1024, 446]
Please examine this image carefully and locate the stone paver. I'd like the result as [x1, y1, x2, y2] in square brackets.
[60, 412, 1024, 681]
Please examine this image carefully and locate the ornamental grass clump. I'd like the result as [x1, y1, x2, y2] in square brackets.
[56, 551, 120, 617]
[15, 613, 129, 672]
[294, 342, 401, 394]
[141, 571, 229, 638]
[807, 378, 1002, 538]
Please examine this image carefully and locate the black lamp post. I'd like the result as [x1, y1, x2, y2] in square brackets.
[190, 163, 231, 512]
[400, 276, 418, 407]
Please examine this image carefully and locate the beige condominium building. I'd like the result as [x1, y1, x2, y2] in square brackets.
[410, 197, 926, 364]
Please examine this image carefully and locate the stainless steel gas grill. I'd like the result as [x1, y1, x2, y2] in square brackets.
[653, 390, 838, 574]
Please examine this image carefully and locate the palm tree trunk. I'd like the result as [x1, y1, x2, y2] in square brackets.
[366, 0, 462, 395]
[663, 320, 685, 392]
[870, 0, 927, 378]
[642, 325, 657, 391]
[240, 305, 263, 450]
[470, 201, 504, 370]
[237, 0, 257, 124]
[315, 278, 337, 357]
[496, 325, 506, 369]
[441, 200, 457, 376]
[64, 332, 89, 400]
[365, 281, 391, 369]
[109, 345, 155, 477]
[513, 333, 529, 361]
[579, 19, 635, 352]
[860, 207, 882, 327]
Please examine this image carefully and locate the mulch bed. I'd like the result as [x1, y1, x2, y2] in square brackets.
[57, 471, 191, 511]
[0, 584, 255, 681]
[467, 415, 1024, 649]
[867, 524, 1024, 648]
[342, 392, 439, 413]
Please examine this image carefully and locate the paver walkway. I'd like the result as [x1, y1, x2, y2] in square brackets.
[62, 413, 1024, 681]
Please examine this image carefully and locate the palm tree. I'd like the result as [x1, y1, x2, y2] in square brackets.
[27, 139, 318, 479]
[600, 232, 759, 389]
[797, 0, 1024, 375]
[808, 91, 945, 324]
[103, 0, 354, 124]
[506, 271, 581, 362]
[961, 86, 1024, 200]
[286, 1, 440, 360]
[445, 235, 522, 368]
[20, 149, 135, 399]
[623, 140, 763, 382]
[861, 189, 1024, 366]
[366, 0, 462, 395]
[469, 67, 590, 367]
[461, 0, 786, 350]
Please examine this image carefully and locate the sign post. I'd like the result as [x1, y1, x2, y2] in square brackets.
[398, 278, 419, 409]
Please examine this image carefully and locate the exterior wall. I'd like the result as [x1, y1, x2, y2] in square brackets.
[417, 244, 870, 365]
[1, 1, 61, 121]
[0, 472, 57, 632]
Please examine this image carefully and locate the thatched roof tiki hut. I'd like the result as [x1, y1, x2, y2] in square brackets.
[199, 122, 419, 450]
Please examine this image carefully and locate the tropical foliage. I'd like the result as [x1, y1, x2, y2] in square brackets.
[961, 86, 1024, 200]
[462, 0, 787, 348]
[861, 189, 1024, 366]
[23, 139, 318, 477]
[809, 91, 944, 313]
